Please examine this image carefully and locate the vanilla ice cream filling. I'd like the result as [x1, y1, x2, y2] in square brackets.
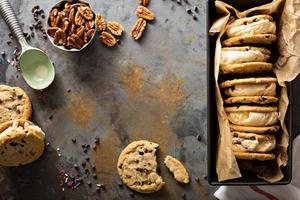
[0, 121, 45, 138]
[227, 111, 279, 126]
[232, 137, 275, 152]
[221, 50, 269, 66]
[227, 19, 276, 37]
[224, 83, 276, 97]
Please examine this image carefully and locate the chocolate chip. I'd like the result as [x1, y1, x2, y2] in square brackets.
[92, 173, 97, 179]
[7, 41, 11, 45]
[49, 115, 53, 120]
[197, 134, 202, 142]
[82, 161, 86, 167]
[94, 136, 100, 144]
[92, 164, 96, 170]
[72, 138, 76, 143]
[186, 8, 192, 14]
[239, 39, 244, 44]
[233, 133, 238, 137]
[74, 164, 79, 169]
[96, 187, 100, 192]
[87, 180, 92, 186]
[1, 51, 6, 57]
[9, 142, 18, 146]
[85, 156, 90, 162]
[192, 14, 198, 21]
[139, 151, 144, 155]
[195, 177, 200, 182]
[118, 182, 123, 187]
[193, 6, 198, 12]
[177, 0, 182, 5]
[250, 136, 256, 140]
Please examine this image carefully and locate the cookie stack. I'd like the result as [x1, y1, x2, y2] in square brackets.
[219, 15, 280, 162]
[0, 85, 45, 166]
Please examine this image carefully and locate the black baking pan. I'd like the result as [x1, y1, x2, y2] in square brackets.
[207, 0, 293, 185]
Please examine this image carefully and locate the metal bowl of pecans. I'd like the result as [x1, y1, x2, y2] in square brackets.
[47, 0, 96, 51]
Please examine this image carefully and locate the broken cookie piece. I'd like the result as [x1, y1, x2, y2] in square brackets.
[164, 155, 189, 184]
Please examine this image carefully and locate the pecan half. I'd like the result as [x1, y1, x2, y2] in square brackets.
[61, 20, 70, 33]
[138, 0, 150, 6]
[69, 24, 76, 35]
[70, 3, 87, 9]
[85, 20, 95, 30]
[95, 14, 106, 31]
[76, 26, 85, 38]
[130, 18, 147, 40]
[69, 8, 75, 25]
[67, 34, 85, 49]
[78, 6, 94, 20]
[135, 6, 155, 21]
[53, 29, 66, 45]
[75, 11, 85, 26]
[50, 8, 61, 27]
[100, 31, 117, 47]
[86, 29, 95, 38]
[107, 21, 124, 36]
[47, 27, 60, 37]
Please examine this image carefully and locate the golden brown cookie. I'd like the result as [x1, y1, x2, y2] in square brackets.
[0, 85, 32, 124]
[0, 120, 45, 167]
[224, 96, 278, 105]
[229, 124, 280, 134]
[234, 151, 276, 161]
[164, 155, 189, 184]
[220, 62, 273, 75]
[222, 34, 277, 47]
[117, 140, 165, 193]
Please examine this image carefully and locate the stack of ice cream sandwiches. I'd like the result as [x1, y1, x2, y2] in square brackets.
[220, 15, 280, 162]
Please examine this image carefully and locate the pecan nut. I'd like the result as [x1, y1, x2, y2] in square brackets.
[47, 27, 60, 37]
[78, 6, 94, 20]
[76, 26, 85, 38]
[135, 6, 155, 21]
[100, 31, 117, 47]
[130, 18, 147, 40]
[85, 20, 95, 30]
[67, 34, 85, 49]
[50, 8, 61, 27]
[61, 20, 70, 33]
[107, 21, 124, 36]
[95, 14, 106, 31]
[138, 0, 150, 6]
[69, 8, 75, 25]
[53, 29, 67, 45]
[86, 29, 95, 38]
[75, 11, 85, 26]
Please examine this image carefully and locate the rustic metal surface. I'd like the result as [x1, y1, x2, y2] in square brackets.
[0, 0, 216, 199]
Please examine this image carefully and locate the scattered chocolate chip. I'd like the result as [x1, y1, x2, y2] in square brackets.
[181, 193, 186, 199]
[94, 136, 100, 144]
[41, 14, 45, 19]
[1, 51, 6, 57]
[72, 138, 76, 143]
[87, 180, 92, 186]
[29, 26, 34, 30]
[186, 8, 192, 14]
[195, 177, 200, 182]
[96, 187, 100, 192]
[92, 173, 97, 179]
[177, 0, 182, 5]
[192, 14, 198, 20]
[46, 142, 50, 147]
[82, 144, 86, 149]
[197, 134, 202, 142]
[85, 168, 89, 173]
[82, 161, 86, 167]
[92, 144, 96, 150]
[85, 156, 90, 162]
[49, 115, 53, 120]
[84, 149, 88, 153]
[7, 41, 11, 45]
[92, 164, 96, 170]
[193, 6, 198, 12]
[74, 164, 79, 169]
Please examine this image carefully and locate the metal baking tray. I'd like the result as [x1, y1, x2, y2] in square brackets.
[207, 0, 293, 185]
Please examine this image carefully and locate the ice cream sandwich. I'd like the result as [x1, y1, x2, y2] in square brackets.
[220, 46, 272, 74]
[232, 132, 276, 153]
[222, 15, 277, 46]
[225, 105, 279, 127]
[220, 77, 277, 97]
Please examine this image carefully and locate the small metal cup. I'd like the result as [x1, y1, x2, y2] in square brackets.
[47, 0, 96, 52]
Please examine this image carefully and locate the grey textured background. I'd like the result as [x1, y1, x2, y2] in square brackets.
[0, 0, 217, 199]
